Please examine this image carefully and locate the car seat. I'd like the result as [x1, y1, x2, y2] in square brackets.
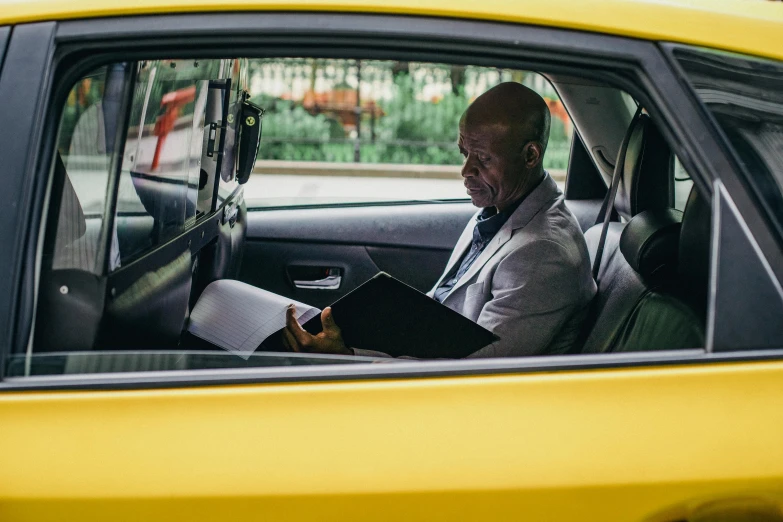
[578, 112, 708, 353]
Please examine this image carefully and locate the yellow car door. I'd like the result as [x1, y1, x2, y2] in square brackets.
[1, 4, 783, 522]
[2, 360, 783, 521]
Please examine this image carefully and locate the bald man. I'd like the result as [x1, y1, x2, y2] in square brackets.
[284, 82, 596, 358]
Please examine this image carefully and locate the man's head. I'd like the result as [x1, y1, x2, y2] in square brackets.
[459, 82, 551, 212]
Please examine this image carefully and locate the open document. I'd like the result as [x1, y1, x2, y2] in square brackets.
[188, 279, 321, 359]
[190, 274, 497, 359]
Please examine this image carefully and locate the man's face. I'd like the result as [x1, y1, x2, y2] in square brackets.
[458, 119, 528, 212]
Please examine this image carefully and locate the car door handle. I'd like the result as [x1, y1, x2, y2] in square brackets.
[292, 268, 342, 290]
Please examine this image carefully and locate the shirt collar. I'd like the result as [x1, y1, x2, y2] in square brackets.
[474, 196, 524, 241]
[472, 171, 560, 241]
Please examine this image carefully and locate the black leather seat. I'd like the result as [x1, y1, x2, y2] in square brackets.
[579, 113, 708, 353]
[581, 201, 706, 352]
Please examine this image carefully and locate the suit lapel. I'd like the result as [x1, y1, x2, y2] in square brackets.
[447, 218, 513, 297]
[441, 173, 561, 300]
[430, 212, 478, 292]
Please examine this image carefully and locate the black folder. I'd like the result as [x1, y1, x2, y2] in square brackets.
[302, 272, 497, 358]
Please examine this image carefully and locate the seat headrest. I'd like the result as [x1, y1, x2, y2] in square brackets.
[620, 208, 683, 280]
[678, 186, 711, 312]
[615, 113, 674, 220]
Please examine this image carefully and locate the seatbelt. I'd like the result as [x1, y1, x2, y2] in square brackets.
[567, 105, 643, 355]
[591, 105, 643, 281]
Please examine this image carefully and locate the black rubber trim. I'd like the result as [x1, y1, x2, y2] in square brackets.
[0, 22, 57, 380]
[0, 26, 10, 74]
[5, 349, 783, 391]
[53, 12, 647, 61]
[0, 24, 10, 376]
[51, 13, 654, 77]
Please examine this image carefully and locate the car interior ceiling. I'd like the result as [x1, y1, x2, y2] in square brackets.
[547, 74, 636, 184]
[28, 60, 710, 365]
[546, 75, 637, 232]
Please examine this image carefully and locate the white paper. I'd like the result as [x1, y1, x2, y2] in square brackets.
[188, 279, 321, 359]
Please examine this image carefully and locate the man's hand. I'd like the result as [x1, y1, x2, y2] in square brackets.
[283, 305, 353, 356]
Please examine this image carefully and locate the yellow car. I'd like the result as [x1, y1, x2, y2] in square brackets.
[1, 0, 783, 520]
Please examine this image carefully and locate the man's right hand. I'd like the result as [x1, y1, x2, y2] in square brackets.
[282, 305, 354, 356]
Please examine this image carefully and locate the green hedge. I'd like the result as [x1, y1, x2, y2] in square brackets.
[255, 74, 571, 168]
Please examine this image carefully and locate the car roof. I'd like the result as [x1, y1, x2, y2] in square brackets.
[0, 0, 781, 62]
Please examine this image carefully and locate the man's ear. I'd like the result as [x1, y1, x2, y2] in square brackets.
[522, 142, 544, 169]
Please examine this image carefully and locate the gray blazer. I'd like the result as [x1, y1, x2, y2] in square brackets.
[354, 174, 596, 358]
[432, 174, 596, 357]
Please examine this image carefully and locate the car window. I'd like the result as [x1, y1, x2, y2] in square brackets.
[52, 64, 116, 273]
[19, 51, 715, 381]
[673, 46, 783, 231]
[245, 59, 572, 208]
[115, 59, 240, 265]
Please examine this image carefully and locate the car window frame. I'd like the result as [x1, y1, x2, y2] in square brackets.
[0, 24, 12, 376]
[660, 43, 783, 352]
[2, 12, 781, 391]
[0, 26, 9, 69]
[0, 22, 57, 378]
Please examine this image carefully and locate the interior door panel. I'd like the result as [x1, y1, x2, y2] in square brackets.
[240, 241, 393, 309]
[244, 203, 477, 250]
[364, 245, 452, 293]
[239, 202, 476, 308]
[239, 200, 600, 308]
